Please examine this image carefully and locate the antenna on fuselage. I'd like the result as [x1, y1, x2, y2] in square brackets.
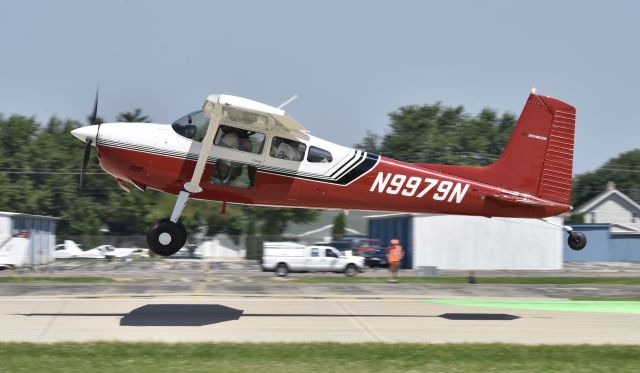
[277, 94, 298, 109]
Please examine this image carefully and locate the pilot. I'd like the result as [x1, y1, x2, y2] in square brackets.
[219, 131, 240, 150]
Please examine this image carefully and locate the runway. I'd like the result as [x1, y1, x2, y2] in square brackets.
[2, 295, 639, 344]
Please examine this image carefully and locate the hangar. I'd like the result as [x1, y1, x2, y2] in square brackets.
[0, 211, 58, 266]
[367, 213, 563, 270]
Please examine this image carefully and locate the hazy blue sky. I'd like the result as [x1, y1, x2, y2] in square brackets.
[1, 0, 638, 174]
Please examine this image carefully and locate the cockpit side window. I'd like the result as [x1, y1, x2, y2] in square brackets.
[307, 146, 333, 163]
[269, 136, 306, 162]
[213, 125, 265, 155]
[171, 110, 210, 141]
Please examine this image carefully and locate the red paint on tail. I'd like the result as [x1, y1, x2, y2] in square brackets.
[419, 93, 576, 205]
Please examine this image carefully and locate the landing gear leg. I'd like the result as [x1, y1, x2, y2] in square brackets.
[146, 96, 222, 257]
[540, 218, 587, 251]
[147, 191, 190, 256]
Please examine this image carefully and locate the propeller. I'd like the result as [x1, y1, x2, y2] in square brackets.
[78, 88, 99, 193]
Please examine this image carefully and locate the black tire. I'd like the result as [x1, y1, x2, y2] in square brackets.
[345, 264, 357, 277]
[276, 263, 289, 277]
[568, 231, 587, 251]
[147, 219, 187, 256]
[157, 218, 187, 244]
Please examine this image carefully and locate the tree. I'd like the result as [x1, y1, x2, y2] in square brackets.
[332, 211, 346, 240]
[354, 130, 382, 154]
[252, 207, 320, 238]
[571, 149, 640, 207]
[356, 103, 517, 166]
[116, 109, 150, 123]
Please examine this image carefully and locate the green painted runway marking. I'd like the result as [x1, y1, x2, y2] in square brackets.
[423, 299, 640, 314]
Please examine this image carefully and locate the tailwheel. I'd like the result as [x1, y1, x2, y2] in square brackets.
[568, 231, 587, 251]
[147, 218, 187, 256]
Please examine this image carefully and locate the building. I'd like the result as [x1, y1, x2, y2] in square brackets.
[367, 213, 563, 270]
[563, 224, 640, 261]
[0, 211, 58, 266]
[565, 182, 640, 261]
[284, 210, 368, 242]
[575, 182, 640, 233]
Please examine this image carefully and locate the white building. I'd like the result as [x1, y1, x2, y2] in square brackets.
[0, 211, 58, 266]
[575, 182, 640, 234]
[367, 213, 563, 270]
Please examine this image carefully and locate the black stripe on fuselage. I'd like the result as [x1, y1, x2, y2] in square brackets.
[98, 139, 379, 186]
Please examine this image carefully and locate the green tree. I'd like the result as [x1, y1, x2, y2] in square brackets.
[354, 130, 382, 154]
[571, 149, 640, 207]
[332, 211, 346, 240]
[116, 109, 150, 123]
[252, 207, 320, 238]
[357, 103, 516, 166]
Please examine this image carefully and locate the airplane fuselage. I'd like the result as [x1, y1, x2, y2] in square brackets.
[95, 122, 570, 219]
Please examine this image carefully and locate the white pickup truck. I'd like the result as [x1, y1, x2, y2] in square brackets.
[261, 242, 365, 277]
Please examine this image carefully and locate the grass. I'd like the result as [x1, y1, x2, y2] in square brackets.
[571, 296, 640, 302]
[292, 276, 640, 285]
[0, 276, 120, 283]
[0, 342, 638, 372]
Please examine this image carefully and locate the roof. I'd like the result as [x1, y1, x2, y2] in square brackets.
[576, 189, 640, 213]
[0, 211, 59, 220]
[285, 210, 370, 236]
[290, 224, 364, 238]
[364, 213, 416, 220]
[610, 223, 640, 234]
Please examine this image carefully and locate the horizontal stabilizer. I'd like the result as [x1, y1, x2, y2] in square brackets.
[484, 193, 556, 207]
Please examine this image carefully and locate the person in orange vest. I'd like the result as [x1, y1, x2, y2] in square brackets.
[387, 239, 404, 283]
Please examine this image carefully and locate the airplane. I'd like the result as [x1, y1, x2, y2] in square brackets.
[71, 90, 587, 257]
[53, 240, 106, 259]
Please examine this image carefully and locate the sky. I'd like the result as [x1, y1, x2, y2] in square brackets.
[1, 0, 638, 174]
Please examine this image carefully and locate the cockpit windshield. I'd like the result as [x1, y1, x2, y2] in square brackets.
[171, 110, 209, 141]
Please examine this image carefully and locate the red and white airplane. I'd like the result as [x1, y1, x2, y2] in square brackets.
[71, 90, 586, 256]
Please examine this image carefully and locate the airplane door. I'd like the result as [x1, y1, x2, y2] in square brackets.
[208, 124, 266, 190]
[256, 135, 307, 201]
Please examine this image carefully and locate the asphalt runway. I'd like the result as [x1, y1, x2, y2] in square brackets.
[1, 295, 639, 344]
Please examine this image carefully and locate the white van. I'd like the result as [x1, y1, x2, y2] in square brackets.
[261, 242, 365, 277]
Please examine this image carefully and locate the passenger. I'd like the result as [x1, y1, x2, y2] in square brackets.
[271, 138, 301, 161]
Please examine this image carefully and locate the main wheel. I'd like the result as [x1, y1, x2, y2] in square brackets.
[147, 219, 187, 256]
[568, 231, 587, 251]
[344, 264, 357, 277]
[276, 263, 289, 277]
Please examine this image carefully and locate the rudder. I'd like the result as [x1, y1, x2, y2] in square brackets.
[418, 93, 576, 205]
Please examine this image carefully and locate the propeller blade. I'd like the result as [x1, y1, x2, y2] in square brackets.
[79, 139, 92, 193]
[89, 88, 99, 125]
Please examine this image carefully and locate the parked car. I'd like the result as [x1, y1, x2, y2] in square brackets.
[314, 236, 382, 256]
[359, 246, 388, 267]
[261, 242, 365, 277]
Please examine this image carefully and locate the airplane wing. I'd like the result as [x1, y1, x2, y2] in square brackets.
[205, 94, 308, 134]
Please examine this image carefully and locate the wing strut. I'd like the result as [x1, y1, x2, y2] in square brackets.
[169, 97, 222, 223]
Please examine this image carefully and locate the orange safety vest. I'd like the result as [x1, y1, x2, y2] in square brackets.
[388, 245, 403, 263]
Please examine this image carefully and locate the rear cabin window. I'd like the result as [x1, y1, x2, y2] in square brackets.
[214, 125, 265, 155]
[270, 137, 306, 162]
[307, 146, 333, 163]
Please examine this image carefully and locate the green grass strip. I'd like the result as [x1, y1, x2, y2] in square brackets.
[0, 276, 119, 283]
[293, 276, 640, 285]
[424, 299, 640, 314]
[0, 342, 638, 373]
